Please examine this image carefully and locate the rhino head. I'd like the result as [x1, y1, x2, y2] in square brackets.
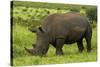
[25, 27, 49, 56]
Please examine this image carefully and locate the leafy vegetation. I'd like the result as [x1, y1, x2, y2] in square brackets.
[11, 1, 97, 66]
[86, 7, 97, 23]
[11, 1, 97, 28]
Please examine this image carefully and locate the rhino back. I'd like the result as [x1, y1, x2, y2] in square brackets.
[42, 12, 90, 43]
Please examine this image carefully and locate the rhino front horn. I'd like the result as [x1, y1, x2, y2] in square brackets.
[24, 47, 34, 54]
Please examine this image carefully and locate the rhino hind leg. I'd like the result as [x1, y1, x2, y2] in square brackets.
[56, 39, 64, 55]
[85, 29, 92, 52]
[77, 38, 84, 52]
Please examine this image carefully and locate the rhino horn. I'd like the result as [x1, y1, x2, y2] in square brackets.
[24, 47, 34, 55]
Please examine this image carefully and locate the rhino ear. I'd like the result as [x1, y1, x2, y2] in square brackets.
[38, 27, 45, 33]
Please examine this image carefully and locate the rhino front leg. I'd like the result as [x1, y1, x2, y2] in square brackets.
[56, 39, 64, 55]
[77, 38, 84, 52]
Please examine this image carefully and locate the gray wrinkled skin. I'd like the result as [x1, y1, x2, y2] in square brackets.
[25, 12, 92, 56]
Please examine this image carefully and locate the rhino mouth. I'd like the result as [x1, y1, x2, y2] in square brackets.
[25, 46, 48, 56]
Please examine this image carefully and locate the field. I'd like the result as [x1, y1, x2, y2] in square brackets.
[12, 24, 97, 66]
[11, 1, 97, 66]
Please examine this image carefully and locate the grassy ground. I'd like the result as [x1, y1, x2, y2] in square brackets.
[12, 1, 96, 9]
[12, 24, 97, 66]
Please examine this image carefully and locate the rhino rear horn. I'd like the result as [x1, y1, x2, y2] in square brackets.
[28, 28, 36, 33]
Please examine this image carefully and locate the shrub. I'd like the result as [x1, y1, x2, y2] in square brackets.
[70, 7, 80, 12]
[86, 7, 97, 23]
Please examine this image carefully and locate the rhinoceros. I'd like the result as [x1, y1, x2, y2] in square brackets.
[25, 12, 92, 56]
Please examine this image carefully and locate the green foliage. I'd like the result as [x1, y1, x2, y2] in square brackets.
[11, 1, 97, 28]
[12, 6, 68, 28]
[92, 21, 97, 28]
[12, 24, 36, 58]
[86, 7, 97, 23]
[12, 1, 80, 9]
[70, 7, 80, 12]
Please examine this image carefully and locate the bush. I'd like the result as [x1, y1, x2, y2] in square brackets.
[92, 21, 97, 28]
[86, 7, 97, 23]
[70, 7, 80, 12]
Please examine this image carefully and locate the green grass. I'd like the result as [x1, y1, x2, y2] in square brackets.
[12, 24, 97, 66]
[12, 1, 96, 9]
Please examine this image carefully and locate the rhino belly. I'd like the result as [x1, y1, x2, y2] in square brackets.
[55, 26, 86, 44]
[65, 29, 85, 44]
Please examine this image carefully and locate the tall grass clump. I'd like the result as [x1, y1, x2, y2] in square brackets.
[12, 24, 36, 58]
